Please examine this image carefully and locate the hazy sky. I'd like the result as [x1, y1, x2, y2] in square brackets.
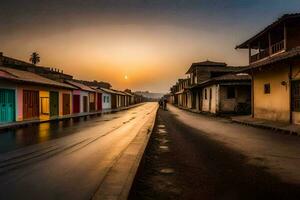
[1, 0, 300, 92]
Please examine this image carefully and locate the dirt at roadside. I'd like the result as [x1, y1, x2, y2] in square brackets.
[129, 109, 300, 200]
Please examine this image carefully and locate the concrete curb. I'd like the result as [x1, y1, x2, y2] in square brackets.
[231, 119, 300, 137]
[92, 105, 158, 200]
[0, 103, 145, 131]
[172, 103, 300, 137]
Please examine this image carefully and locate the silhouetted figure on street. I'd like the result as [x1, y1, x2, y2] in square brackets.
[163, 98, 168, 110]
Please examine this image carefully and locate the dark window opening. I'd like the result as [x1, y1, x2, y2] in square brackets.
[264, 83, 271, 94]
[227, 87, 235, 99]
[204, 89, 207, 100]
[292, 81, 300, 112]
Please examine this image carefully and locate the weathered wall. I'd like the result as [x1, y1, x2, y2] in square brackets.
[80, 91, 89, 113]
[253, 63, 290, 122]
[202, 84, 218, 113]
[187, 92, 192, 109]
[219, 85, 251, 112]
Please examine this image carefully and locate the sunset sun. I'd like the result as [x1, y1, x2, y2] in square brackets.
[124, 75, 128, 80]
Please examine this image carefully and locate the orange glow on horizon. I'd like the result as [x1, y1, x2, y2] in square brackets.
[1, 24, 248, 92]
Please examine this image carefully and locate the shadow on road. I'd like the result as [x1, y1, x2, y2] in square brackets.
[129, 109, 300, 200]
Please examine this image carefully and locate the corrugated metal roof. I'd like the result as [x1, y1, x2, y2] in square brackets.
[0, 66, 75, 89]
[65, 80, 95, 92]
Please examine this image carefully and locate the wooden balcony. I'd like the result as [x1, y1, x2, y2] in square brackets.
[271, 40, 284, 54]
[250, 40, 285, 63]
[250, 48, 270, 63]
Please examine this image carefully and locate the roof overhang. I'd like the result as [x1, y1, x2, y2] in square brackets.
[236, 13, 300, 49]
[190, 78, 251, 89]
[237, 47, 300, 73]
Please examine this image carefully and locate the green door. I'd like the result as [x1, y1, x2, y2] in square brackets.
[50, 91, 59, 117]
[0, 89, 15, 123]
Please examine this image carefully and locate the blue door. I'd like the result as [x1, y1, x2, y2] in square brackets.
[0, 89, 15, 123]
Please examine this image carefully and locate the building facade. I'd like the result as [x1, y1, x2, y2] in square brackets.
[169, 60, 250, 115]
[236, 13, 300, 124]
[0, 67, 74, 123]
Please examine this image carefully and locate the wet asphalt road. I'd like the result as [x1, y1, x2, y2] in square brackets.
[0, 103, 157, 200]
[130, 105, 300, 200]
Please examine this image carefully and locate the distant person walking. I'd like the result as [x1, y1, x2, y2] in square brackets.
[163, 98, 168, 110]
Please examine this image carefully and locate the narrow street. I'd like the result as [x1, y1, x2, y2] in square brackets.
[0, 103, 157, 200]
[129, 104, 300, 200]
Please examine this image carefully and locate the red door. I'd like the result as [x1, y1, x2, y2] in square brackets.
[23, 90, 39, 120]
[97, 93, 102, 111]
[62, 94, 71, 115]
[73, 95, 80, 114]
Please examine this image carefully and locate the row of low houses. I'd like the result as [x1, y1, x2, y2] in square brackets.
[0, 53, 143, 124]
[168, 61, 252, 115]
[168, 13, 300, 125]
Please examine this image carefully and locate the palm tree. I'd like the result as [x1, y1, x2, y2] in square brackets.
[29, 52, 40, 65]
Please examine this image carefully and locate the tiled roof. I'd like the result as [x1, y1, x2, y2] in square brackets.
[89, 86, 106, 93]
[192, 60, 227, 66]
[236, 13, 300, 49]
[0, 66, 75, 89]
[65, 80, 95, 92]
[123, 91, 134, 96]
[112, 90, 127, 95]
[213, 73, 251, 81]
[99, 87, 120, 95]
[192, 73, 251, 88]
[185, 60, 246, 74]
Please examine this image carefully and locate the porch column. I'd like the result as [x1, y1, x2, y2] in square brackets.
[284, 22, 287, 50]
[268, 31, 272, 55]
[248, 44, 251, 64]
[251, 68, 254, 118]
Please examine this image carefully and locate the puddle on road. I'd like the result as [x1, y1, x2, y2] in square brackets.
[158, 129, 167, 134]
[159, 145, 169, 151]
[160, 168, 175, 174]
[156, 138, 169, 144]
